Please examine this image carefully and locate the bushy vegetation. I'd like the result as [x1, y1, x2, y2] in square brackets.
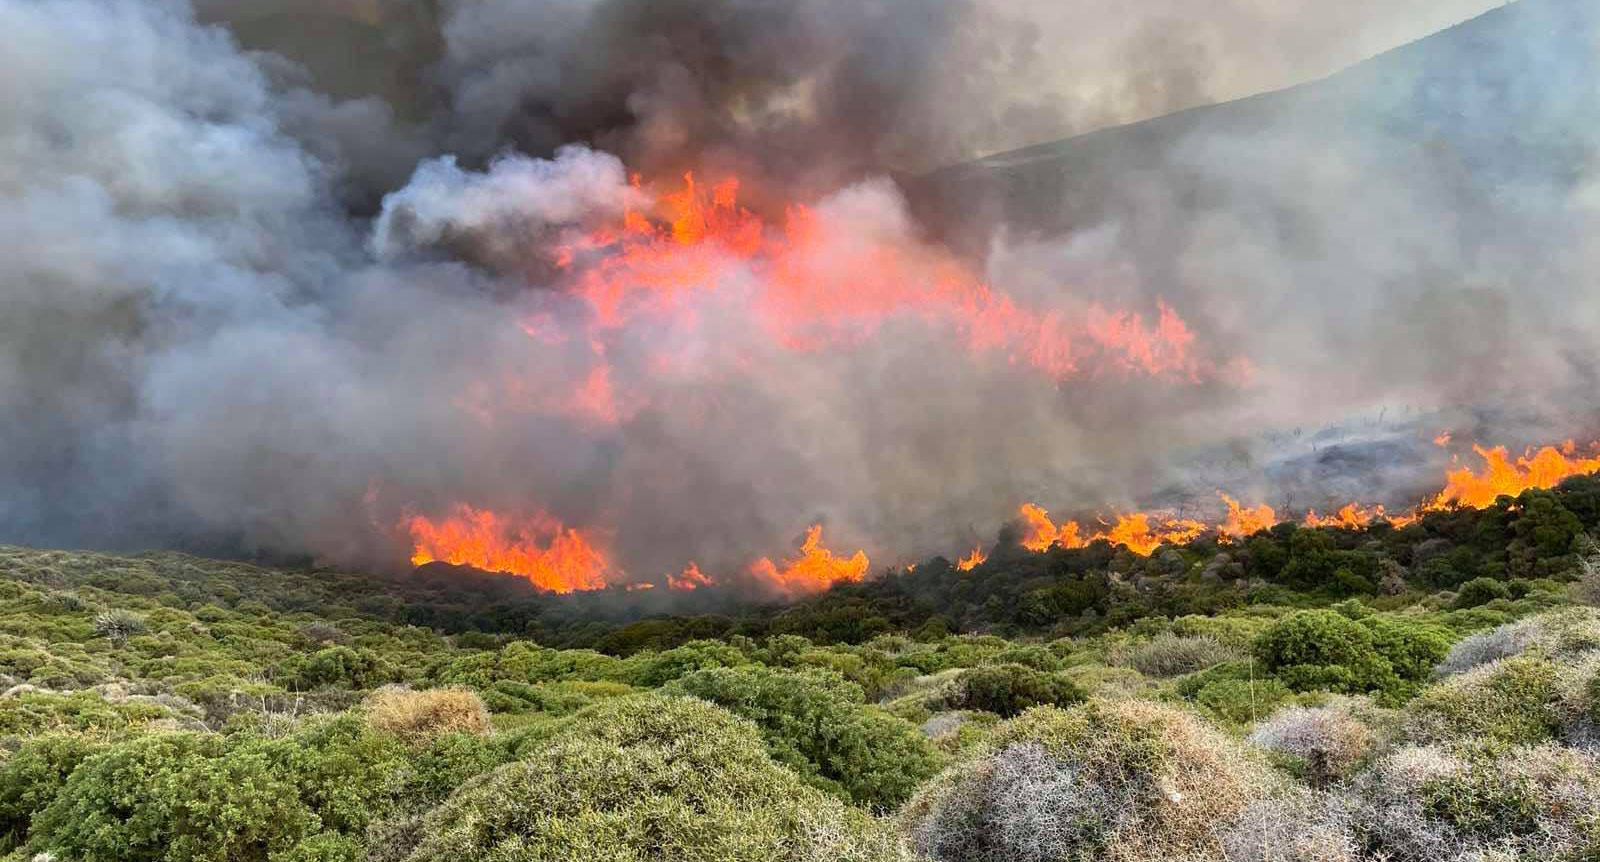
[0, 477, 1598, 860]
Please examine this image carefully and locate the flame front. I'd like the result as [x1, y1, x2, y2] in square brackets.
[957, 547, 988, 571]
[749, 525, 870, 596]
[406, 505, 610, 593]
[1427, 444, 1600, 510]
[542, 172, 1228, 404]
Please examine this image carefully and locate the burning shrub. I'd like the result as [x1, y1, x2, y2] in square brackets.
[1115, 633, 1243, 678]
[404, 695, 907, 862]
[364, 687, 491, 744]
[937, 664, 1087, 718]
[662, 665, 941, 810]
[902, 699, 1275, 862]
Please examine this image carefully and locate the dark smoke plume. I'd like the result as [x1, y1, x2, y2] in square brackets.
[1, 0, 1596, 590]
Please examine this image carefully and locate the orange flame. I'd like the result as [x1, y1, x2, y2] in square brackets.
[669, 561, 714, 591]
[749, 525, 869, 596]
[1427, 443, 1600, 510]
[1218, 493, 1277, 541]
[548, 173, 1224, 384]
[957, 546, 987, 571]
[406, 505, 610, 593]
[1434, 431, 1452, 447]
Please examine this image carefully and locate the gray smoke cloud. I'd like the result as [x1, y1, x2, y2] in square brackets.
[1, 0, 1596, 588]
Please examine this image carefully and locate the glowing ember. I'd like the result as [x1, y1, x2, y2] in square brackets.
[749, 525, 870, 596]
[957, 547, 987, 571]
[407, 505, 610, 593]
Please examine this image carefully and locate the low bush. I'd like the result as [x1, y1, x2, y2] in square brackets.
[939, 664, 1086, 718]
[404, 695, 907, 862]
[365, 687, 491, 744]
[1115, 634, 1243, 678]
[1349, 744, 1600, 860]
[663, 666, 941, 810]
[903, 699, 1274, 861]
[0, 734, 98, 852]
[1407, 657, 1565, 746]
[1247, 698, 1386, 786]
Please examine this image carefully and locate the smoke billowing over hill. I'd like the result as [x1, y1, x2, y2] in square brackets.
[2, 0, 1598, 596]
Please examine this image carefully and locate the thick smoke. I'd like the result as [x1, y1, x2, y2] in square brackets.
[1, 0, 1596, 588]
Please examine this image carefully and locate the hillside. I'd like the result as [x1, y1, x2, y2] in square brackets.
[911, 0, 1600, 252]
[2, 470, 1600, 858]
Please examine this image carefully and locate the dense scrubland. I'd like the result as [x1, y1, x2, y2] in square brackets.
[4, 474, 1600, 861]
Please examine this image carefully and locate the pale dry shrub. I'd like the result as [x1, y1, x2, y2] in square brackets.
[921, 712, 966, 740]
[1247, 698, 1384, 786]
[92, 609, 148, 644]
[1115, 634, 1243, 678]
[1347, 743, 1600, 861]
[365, 686, 491, 743]
[902, 699, 1275, 862]
[1571, 534, 1600, 605]
[1435, 607, 1600, 678]
[1218, 792, 1360, 862]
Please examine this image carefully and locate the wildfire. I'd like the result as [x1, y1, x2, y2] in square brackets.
[749, 525, 870, 596]
[957, 546, 988, 571]
[1426, 443, 1600, 510]
[668, 561, 714, 591]
[1015, 504, 1208, 556]
[542, 172, 1225, 395]
[406, 504, 611, 593]
[1218, 494, 1276, 541]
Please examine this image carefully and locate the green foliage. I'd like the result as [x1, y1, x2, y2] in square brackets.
[1453, 576, 1512, 609]
[1253, 610, 1401, 697]
[405, 695, 903, 862]
[27, 732, 315, 862]
[0, 734, 98, 851]
[1408, 657, 1565, 745]
[943, 663, 1086, 718]
[664, 666, 941, 810]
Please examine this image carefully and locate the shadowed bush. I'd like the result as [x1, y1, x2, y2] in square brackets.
[938, 664, 1087, 718]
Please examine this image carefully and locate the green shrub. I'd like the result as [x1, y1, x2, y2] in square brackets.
[664, 666, 941, 810]
[1453, 577, 1512, 609]
[0, 734, 98, 851]
[405, 695, 905, 862]
[1407, 657, 1565, 745]
[1253, 611, 1400, 698]
[26, 732, 318, 862]
[1116, 633, 1242, 678]
[942, 664, 1086, 718]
